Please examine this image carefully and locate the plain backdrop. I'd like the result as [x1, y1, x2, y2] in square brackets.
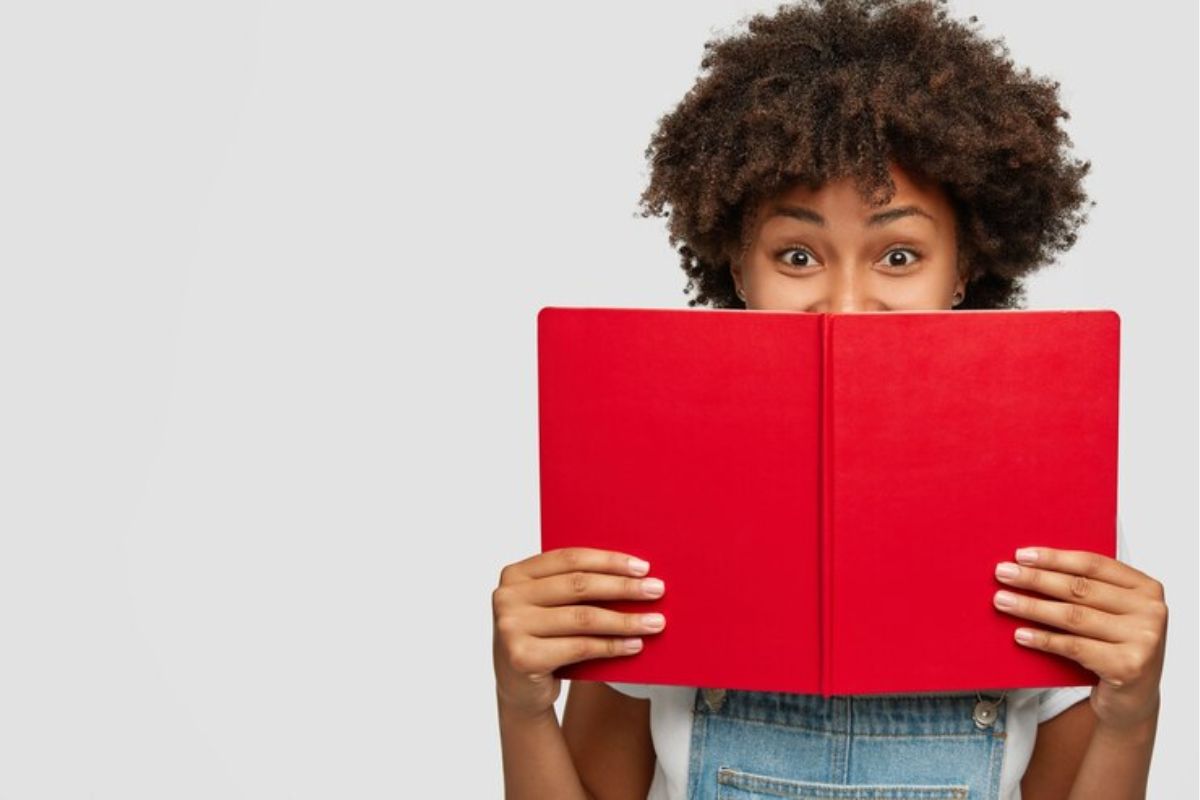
[0, 1, 1195, 797]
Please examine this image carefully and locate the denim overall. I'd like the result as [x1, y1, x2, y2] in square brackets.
[686, 689, 1008, 800]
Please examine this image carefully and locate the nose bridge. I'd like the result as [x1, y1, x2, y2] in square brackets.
[828, 260, 866, 313]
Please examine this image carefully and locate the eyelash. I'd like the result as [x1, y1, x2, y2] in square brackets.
[775, 246, 923, 271]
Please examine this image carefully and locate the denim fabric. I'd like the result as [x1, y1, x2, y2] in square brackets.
[686, 690, 1007, 800]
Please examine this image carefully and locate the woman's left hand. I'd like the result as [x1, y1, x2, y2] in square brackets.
[992, 546, 1167, 731]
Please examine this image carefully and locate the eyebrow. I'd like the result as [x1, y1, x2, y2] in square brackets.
[769, 204, 936, 228]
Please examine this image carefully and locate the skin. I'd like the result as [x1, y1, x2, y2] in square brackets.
[495, 163, 1166, 799]
[728, 163, 965, 313]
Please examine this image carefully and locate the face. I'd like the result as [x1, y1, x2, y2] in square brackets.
[730, 163, 965, 312]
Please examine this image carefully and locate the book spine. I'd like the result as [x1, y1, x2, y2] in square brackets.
[819, 314, 833, 698]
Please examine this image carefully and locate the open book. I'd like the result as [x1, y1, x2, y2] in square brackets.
[537, 307, 1119, 696]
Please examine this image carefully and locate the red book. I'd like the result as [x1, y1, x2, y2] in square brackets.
[537, 307, 1119, 696]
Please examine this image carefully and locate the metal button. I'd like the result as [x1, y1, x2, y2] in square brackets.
[701, 687, 727, 713]
[972, 691, 1006, 729]
[972, 699, 998, 728]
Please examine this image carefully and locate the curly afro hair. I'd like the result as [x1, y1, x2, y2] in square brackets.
[638, 0, 1093, 310]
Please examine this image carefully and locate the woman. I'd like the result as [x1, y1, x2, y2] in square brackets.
[493, 1, 1166, 798]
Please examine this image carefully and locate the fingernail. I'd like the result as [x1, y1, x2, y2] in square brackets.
[641, 613, 665, 630]
[628, 557, 650, 575]
[623, 638, 643, 651]
[642, 578, 665, 596]
[1014, 629, 1034, 644]
[1015, 548, 1038, 564]
[994, 590, 1017, 609]
[995, 562, 1019, 580]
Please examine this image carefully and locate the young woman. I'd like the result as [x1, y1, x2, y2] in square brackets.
[493, 2, 1167, 798]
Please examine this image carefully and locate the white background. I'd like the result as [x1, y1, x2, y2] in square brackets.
[0, 1, 1194, 797]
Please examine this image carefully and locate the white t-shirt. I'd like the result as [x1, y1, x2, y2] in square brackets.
[603, 515, 1131, 800]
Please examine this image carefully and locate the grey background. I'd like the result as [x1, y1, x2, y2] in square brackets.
[0, 0, 1194, 797]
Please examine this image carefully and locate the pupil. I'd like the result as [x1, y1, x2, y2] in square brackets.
[890, 252, 906, 265]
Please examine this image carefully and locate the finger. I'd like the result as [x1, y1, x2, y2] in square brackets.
[993, 589, 1127, 643]
[1011, 626, 1110, 678]
[994, 562, 1141, 614]
[514, 635, 646, 675]
[526, 605, 667, 638]
[524, 571, 665, 607]
[1014, 547, 1151, 591]
[503, 547, 651, 584]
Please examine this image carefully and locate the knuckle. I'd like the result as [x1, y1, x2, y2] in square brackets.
[559, 638, 583, 662]
[568, 571, 589, 595]
[624, 613, 640, 634]
[496, 613, 519, 637]
[583, 638, 604, 662]
[1116, 650, 1143, 682]
[1063, 636, 1083, 660]
[1148, 580, 1166, 601]
[1135, 622, 1160, 646]
[572, 605, 595, 629]
[1068, 575, 1091, 599]
[1065, 603, 1089, 631]
[498, 564, 517, 587]
[1147, 600, 1168, 623]
[562, 548, 582, 570]
[1083, 551, 1104, 574]
[509, 641, 534, 673]
[491, 586, 512, 614]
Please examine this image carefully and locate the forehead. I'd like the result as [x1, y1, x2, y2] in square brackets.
[753, 163, 954, 229]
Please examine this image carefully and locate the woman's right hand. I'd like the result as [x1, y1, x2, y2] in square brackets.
[492, 547, 667, 720]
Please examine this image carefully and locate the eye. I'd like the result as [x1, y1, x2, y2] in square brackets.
[777, 247, 818, 269]
[881, 248, 921, 269]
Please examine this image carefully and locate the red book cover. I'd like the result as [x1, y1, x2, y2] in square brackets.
[536, 307, 1119, 696]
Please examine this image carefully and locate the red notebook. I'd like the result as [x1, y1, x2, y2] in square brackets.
[537, 307, 1119, 696]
